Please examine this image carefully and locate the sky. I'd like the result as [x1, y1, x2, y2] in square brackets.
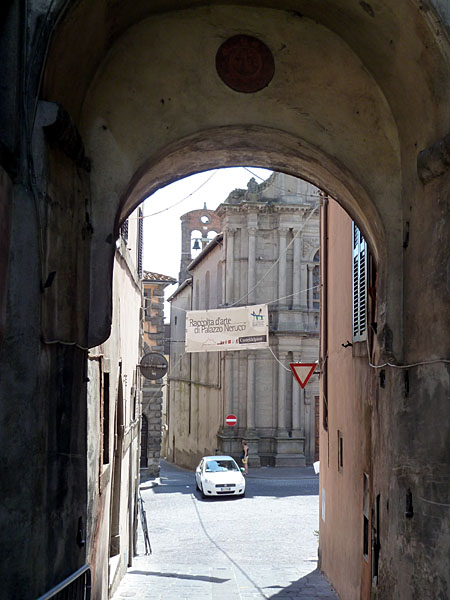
[142, 167, 273, 319]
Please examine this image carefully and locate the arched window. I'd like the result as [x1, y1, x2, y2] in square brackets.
[205, 271, 210, 309]
[217, 261, 223, 306]
[191, 229, 202, 258]
[195, 280, 200, 310]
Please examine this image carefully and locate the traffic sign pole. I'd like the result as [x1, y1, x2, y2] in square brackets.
[225, 414, 237, 457]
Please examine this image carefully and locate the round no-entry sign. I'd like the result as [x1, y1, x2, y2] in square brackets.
[225, 414, 237, 427]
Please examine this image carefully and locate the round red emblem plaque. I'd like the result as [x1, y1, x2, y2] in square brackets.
[216, 34, 275, 93]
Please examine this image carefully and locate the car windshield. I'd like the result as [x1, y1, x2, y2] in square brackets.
[205, 459, 238, 472]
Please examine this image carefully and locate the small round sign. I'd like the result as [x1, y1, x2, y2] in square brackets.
[225, 414, 237, 427]
[139, 352, 168, 380]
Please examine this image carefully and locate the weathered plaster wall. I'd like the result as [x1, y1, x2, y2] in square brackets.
[0, 167, 12, 344]
[0, 87, 91, 600]
[0, 186, 89, 596]
[372, 170, 450, 599]
[86, 227, 142, 599]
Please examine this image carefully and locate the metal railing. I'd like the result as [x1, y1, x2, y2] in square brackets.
[37, 565, 91, 600]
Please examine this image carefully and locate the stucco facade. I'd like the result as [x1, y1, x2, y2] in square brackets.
[86, 209, 143, 598]
[1, 2, 449, 598]
[318, 199, 374, 600]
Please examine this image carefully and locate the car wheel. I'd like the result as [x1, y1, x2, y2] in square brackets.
[200, 483, 207, 499]
[195, 478, 200, 491]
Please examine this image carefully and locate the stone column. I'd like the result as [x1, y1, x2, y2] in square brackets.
[278, 228, 288, 307]
[277, 351, 288, 434]
[225, 226, 236, 304]
[293, 231, 301, 309]
[308, 264, 314, 309]
[246, 353, 256, 430]
[247, 227, 257, 304]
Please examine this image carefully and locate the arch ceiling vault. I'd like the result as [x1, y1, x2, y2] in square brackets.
[41, 0, 450, 351]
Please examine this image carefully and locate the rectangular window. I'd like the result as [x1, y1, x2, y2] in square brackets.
[372, 493, 380, 583]
[363, 472, 370, 560]
[352, 223, 368, 342]
[102, 372, 110, 465]
[338, 430, 343, 472]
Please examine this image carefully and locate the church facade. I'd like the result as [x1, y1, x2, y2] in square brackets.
[167, 173, 320, 468]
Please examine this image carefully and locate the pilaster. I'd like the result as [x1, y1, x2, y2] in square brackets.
[278, 227, 288, 308]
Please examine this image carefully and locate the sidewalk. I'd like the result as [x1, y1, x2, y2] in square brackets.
[144, 459, 319, 482]
[245, 465, 318, 480]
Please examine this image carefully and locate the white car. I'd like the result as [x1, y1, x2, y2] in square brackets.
[195, 455, 246, 498]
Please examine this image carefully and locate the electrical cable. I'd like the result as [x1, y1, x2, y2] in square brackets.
[131, 171, 218, 220]
[364, 322, 450, 370]
[41, 338, 90, 351]
[169, 283, 321, 315]
[369, 357, 450, 369]
[267, 346, 292, 372]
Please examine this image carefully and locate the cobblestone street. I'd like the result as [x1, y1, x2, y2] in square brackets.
[112, 460, 338, 599]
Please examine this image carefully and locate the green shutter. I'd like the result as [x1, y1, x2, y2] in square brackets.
[352, 223, 368, 342]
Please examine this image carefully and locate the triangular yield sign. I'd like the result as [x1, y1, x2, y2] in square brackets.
[290, 363, 317, 389]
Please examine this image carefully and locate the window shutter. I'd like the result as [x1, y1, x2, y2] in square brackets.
[121, 218, 129, 243]
[137, 208, 143, 278]
[352, 223, 368, 342]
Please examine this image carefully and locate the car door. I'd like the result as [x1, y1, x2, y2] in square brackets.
[195, 459, 203, 487]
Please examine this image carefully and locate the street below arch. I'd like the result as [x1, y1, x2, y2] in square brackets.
[113, 460, 338, 599]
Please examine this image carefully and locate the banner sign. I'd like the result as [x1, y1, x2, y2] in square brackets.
[185, 304, 269, 353]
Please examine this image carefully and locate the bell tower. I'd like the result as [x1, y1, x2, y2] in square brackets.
[179, 203, 222, 283]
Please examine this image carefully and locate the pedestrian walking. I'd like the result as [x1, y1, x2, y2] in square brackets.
[241, 439, 249, 475]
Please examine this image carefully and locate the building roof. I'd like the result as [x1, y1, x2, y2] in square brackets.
[219, 172, 321, 208]
[167, 277, 192, 302]
[142, 271, 177, 284]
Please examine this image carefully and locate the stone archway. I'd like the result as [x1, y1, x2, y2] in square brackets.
[1, 1, 449, 599]
[42, 5, 449, 599]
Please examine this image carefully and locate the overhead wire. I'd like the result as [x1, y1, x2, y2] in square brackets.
[130, 170, 219, 219]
